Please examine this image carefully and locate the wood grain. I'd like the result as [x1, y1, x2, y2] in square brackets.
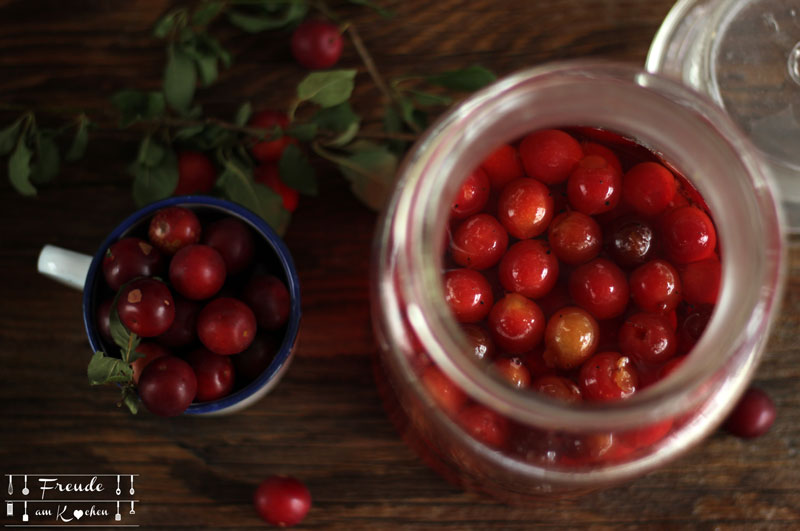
[1, 0, 798, 529]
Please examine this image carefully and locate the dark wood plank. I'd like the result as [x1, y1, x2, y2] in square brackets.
[1, 0, 798, 529]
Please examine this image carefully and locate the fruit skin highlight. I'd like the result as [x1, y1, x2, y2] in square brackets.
[253, 476, 312, 527]
[291, 20, 343, 70]
[723, 388, 776, 439]
[138, 356, 198, 417]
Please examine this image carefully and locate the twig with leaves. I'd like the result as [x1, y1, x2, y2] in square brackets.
[3, 0, 499, 415]
[2, 0, 495, 235]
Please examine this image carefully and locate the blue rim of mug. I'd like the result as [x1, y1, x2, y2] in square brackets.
[82, 195, 302, 415]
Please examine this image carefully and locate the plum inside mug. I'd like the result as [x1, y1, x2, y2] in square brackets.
[37, 195, 302, 416]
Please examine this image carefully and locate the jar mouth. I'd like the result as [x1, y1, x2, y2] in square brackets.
[386, 61, 785, 432]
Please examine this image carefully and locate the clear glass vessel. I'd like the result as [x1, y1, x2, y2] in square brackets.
[371, 62, 785, 502]
[646, 0, 800, 231]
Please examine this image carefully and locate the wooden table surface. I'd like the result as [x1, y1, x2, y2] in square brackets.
[2, 1, 799, 529]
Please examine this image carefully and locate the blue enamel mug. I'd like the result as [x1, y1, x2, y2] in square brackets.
[37, 196, 301, 416]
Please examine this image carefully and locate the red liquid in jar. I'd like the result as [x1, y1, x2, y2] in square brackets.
[435, 127, 721, 466]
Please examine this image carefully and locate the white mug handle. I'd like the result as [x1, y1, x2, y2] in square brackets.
[37, 245, 93, 291]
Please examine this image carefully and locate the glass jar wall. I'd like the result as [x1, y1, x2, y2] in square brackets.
[371, 62, 785, 503]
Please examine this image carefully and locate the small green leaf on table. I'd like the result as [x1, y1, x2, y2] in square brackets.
[164, 44, 197, 112]
[182, 33, 228, 86]
[226, 3, 308, 33]
[427, 65, 496, 91]
[313, 102, 359, 132]
[347, 0, 394, 18]
[234, 101, 252, 127]
[120, 386, 139, 415]
[111, 90, 166, 127]
[312, 102, 360, 147]
[409, 89, 453, 107]
[174, 124, 205, 140]
[218, 157, 290, 235]
[278, 144, 317, 196]
[136, 136, 166, 167]
[382, 104, 407, 155]
[197, 32, 232, 67]
[188, 124, 236, 150]
[399, 97, 428, 132]
[195, 54, 219, 86]
[0, 117, 23, 156]
[153, 9, 182, 38]
[191, 1, 223, 26]
[285, 123, 318, 142]
[130, 149, 179, 207]
[337, 142, 398, 211]
[297, 70, 357, 108]
[8, 137, 35, 196]
[29, 133, 60, 185]
[65, 115, 90, 161]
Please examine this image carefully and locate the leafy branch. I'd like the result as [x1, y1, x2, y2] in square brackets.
[87, 288, 145, 414]
[2, 0, 496, 235]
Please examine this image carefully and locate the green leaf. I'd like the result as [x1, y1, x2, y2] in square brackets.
[126, 339, 144, 364]
[226, 3, 308, 32]
[192, 1, 223, 26]
[153, 9, 182, 38]
[327, 122, 359, 147]
[0, 117, 23, 156]
[199, 124, 227, 146]
[107, 288, 143, 364]
[120, 386, 139, 415]
[312, 102, 359, 133]
[110, 90, 145, 114]
[109, 302, 130, 352]
[218, 157, 290, 234]
[195, 53, 219, 86]
[130, 149, 179, 206]
[426, 65, 496, 91]
[190, 124, 237, 150]
[178, 25, 196, 45]
[338, 143, 398, 211]
[234, 101, 252, 127]
[199, 33, 232, 67]
[347, 0, 394, 18]
[174, 124, 205, 139]
[164, 44, 197, 112]
[409, 89, 453, 107]
[87, 351, 133, 385]
[186, 104, 204, 119]
[8, 137, 35, 196]
[312, 102, 360, 146]
[278, 144, 317, 195]
[297, 70, 357, 108]
[136, 136, 166, 167]
[29, 133, 60, 185]
[399, 97, 428, 131]
[111, 90, 166, 127]
[65, 115, 90, 161]
[217, 47, 232, 68]
[256, 125, 282, 141]
[182, 33, 229, 86]
[382, 104, 407, 155]
[285, 123, 318, 142]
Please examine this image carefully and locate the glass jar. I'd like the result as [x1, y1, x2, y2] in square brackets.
[371, 61, 785, 503]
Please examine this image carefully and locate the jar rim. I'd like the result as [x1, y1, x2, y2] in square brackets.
[378, 60, 785, 433]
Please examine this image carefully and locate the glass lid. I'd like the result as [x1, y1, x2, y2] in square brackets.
[646, 0, 800, 231]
